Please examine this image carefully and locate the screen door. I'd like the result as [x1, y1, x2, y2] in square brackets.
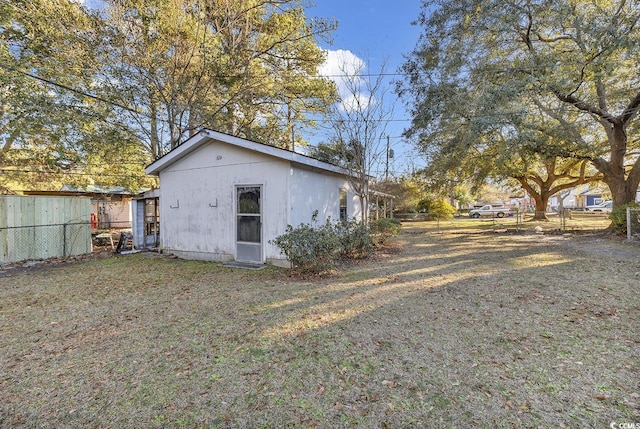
[236, 186, 262, 263]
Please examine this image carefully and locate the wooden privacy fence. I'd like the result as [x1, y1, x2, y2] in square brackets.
[0, 196, 92, 264]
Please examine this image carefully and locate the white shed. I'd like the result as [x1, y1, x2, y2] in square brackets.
[144, 129, 365, 267]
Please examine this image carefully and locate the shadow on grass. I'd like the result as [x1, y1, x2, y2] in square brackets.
[1, 222, 637, 428]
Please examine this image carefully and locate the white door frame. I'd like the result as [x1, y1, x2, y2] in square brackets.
[235, 185, 263, 263]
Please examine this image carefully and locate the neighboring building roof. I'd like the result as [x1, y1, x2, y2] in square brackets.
[369, 189, 396, 199]
[21, 186, 139, 198]
[133, 188, 160, 200]
[145, 129, 352, 177]
[59, 185, 141, 195]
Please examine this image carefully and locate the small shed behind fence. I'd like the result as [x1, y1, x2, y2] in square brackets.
[23, 186, 134, 230]
[0, 195, 92, 264]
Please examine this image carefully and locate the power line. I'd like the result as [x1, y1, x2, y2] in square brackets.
[0, 168, 146, 179]
[1, 62, 412, 126]
[0, 62, 139, 114]
[319, 72, 404, 78]
[3, 61, 604, 144]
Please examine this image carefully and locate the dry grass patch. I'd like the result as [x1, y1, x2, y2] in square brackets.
[1, 222, 639, 428]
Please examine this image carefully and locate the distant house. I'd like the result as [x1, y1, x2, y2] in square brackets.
[143, 129, 365, 266]
[546, 185, 608, 210]
[549, 185, 640, 211]
[577, 188, 606, 208]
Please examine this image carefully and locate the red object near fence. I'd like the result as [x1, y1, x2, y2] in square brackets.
[90, 213, 98, 230]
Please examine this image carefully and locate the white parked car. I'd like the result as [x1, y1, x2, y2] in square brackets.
[585, 200, 613, 212]
[468, 204, 511, 218]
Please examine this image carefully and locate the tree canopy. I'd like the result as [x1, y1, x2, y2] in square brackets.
[93, 0, 337, 158]
[0, 0, 139, 191]
[398, 0, 640, 208]
[1, 0, 336, 192]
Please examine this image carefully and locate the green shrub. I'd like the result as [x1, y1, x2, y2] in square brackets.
[336, 219, 375, 259]
[429, 199, 456, 220]
[370, 218, 401, 243]
[610, 202, 640, 234]
[270, 213, 340, 273]
[271, 213, 378, 273]
[416, 198, 432, 213]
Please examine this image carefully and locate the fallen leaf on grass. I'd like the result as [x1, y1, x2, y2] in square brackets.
[519, 403, 530, 412]
[382, 380, 396, 387]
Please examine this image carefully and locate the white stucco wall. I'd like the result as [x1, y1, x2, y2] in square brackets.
[154, 137, 363, 266]
[158, 141, 291, 264]
[289, 167, 363, 226]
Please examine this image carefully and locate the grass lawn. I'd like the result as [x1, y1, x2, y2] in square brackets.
[1, 221, 639, 428]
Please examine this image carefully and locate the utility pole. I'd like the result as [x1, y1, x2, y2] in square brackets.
[385, 135, 390, 180]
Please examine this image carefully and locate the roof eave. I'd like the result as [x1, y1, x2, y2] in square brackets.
[145, 128, 358, 179]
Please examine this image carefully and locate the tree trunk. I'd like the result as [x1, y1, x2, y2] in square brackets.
[358, 192, 368, 224]
[150, 102, 160, 159]
[557, 190, 570, 213]
[531, 192, 550, 221]
[604, 173, 637, 207]
[517, 177, 550, 221]
[595, 122, 640, 207]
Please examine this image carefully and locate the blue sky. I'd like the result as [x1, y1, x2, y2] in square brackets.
[309, 1, 422, 68]
[308, 1, 425, 177]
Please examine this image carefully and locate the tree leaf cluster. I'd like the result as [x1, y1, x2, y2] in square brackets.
[93, 0, 337, 157]
[1, 0, 336, 192]
[398, 0, 640, 211]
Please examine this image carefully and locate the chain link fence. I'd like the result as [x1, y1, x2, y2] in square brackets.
[394, 209, 614, 233]
[0, 221, 92, 264]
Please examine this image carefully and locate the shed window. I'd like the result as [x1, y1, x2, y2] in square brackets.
[339, 188, 348, 222]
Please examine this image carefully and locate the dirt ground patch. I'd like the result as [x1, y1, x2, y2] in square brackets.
[1, 221, 638, 428]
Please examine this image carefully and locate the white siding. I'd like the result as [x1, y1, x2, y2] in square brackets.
[132, 200, 145, 249]
[158, 141, 290, 263]
[290, 168, 363, 226]
[151, 134, 365, 267]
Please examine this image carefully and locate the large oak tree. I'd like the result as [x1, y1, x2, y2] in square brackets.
[399, 0, 640, 208]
